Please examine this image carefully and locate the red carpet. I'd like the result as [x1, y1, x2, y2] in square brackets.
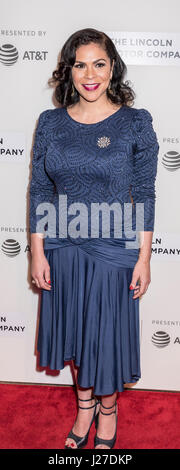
[0, 384, 179, 449]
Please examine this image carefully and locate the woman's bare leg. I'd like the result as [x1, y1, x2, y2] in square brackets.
[94, 391, 118, 449]
[65, 360, 100, 448]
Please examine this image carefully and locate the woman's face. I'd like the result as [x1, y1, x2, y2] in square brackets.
[71, 42, 114, 102]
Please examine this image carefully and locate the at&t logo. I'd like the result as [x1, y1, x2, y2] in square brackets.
[151, 331, 170, 348]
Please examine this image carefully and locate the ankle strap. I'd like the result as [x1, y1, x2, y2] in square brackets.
[100, 409, 116, 415]
[78, 396, 98, 410]
[100, 402, 116, 415]
[78, 397, 95, 401]
[100, 401, 116, 409]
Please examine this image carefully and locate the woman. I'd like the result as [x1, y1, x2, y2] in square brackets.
[29, 28, 159, 450]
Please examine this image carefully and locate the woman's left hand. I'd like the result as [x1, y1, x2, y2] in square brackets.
[129, 258, 151, 299]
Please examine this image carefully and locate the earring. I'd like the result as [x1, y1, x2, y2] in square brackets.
[71, 83, 75, 96]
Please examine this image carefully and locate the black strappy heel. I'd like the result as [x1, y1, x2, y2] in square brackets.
[94, 400, 118, 449]
[64, 396, 100, 449]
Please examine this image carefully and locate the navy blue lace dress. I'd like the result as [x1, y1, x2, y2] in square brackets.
[29, 105, 159, 396]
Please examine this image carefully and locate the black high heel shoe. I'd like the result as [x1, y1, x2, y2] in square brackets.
[94, 400, 118, 449]
[64, 396, 100, 449]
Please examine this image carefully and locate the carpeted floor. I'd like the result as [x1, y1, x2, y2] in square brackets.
[0, 384, 179, 449]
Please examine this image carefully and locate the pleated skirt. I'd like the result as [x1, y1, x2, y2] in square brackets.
[37, 237, 141, 396]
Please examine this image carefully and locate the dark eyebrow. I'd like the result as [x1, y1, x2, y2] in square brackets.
[74, 58, 107, 64]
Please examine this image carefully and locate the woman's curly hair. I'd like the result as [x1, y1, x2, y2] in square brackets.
[48, 28, 136, 107]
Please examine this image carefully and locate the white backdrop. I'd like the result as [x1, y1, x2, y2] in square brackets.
[0, 0, 180, 391]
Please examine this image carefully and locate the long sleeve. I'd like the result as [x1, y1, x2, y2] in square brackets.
[29, 110, 55, 234]
[130, 108, 159, 231]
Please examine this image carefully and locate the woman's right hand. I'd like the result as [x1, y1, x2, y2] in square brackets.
[31, 252, 51, 290]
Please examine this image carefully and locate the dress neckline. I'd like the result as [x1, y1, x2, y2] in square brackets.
[63, 104, 126, 127]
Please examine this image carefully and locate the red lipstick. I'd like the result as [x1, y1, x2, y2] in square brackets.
[82, 83, 100, 91]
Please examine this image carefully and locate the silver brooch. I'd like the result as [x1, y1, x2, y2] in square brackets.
[97, 136, 111, 148]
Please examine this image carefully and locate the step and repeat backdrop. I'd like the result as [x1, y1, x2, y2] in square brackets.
[0, 0, 180, 391]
